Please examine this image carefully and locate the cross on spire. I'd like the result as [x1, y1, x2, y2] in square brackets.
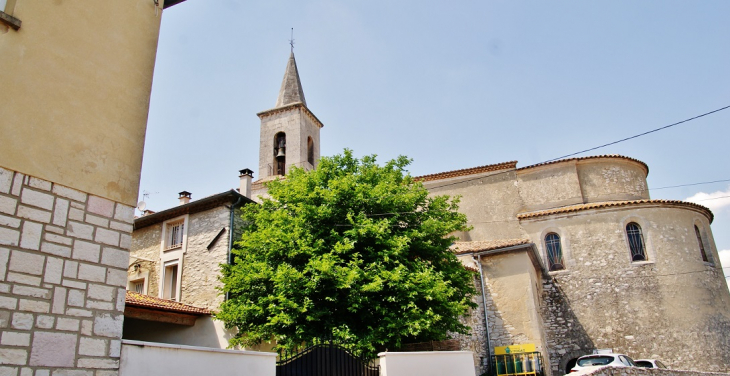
[289, 28, 295, 53]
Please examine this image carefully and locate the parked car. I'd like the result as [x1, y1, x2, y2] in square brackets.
[635, 359, 668, 369]
[569, 353, 638, 373]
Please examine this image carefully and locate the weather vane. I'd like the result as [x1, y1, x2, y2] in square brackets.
[289, 28, 295, 52]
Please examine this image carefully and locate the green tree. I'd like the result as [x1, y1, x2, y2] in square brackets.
[217, 150, 476, 357]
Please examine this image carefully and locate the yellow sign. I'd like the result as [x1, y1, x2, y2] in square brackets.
[494, 344, 536, 355]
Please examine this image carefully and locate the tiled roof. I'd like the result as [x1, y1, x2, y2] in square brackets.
[517, 155, 649, 175]
[517, 199, 714, 222]
[416, 161, 518, 182]
[451, 239, 532, 255]
[133, 190, 254, 230]
[125, 291, 211, 315]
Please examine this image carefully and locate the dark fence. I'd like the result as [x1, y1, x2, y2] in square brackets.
[276, 342, 379, 376]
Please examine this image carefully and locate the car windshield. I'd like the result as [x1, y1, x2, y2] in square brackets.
[635, 361, 653, 368]
[577, 356, 614, 366]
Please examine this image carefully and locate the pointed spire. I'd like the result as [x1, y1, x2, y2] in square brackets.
[275, 52, 307, 108]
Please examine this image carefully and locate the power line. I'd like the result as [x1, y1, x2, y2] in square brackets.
[543, 105, 730, 163]
[426, 105, 730, 191]
[651, 179, 730, 191]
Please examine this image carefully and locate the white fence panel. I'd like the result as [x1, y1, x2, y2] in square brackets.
[379, 351, 476, 376]
[120, 340, 276, 376]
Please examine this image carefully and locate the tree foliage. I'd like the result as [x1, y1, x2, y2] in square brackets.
[217, 150, 476, 357]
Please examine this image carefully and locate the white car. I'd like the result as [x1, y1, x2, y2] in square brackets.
[635, 359, 668, 369]
[569, 353, 638, 373]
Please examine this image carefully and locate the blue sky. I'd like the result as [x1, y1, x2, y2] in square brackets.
[140, 1, 730, 282]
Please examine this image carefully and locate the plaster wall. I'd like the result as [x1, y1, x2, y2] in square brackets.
[463, 251, 551, 374]
[120, 340, 277, 376]
[0, 0, 163, 206]
[576, 160, 649, 203]
[520, 206, 730, 372]
[517, 163, 584, 212]
[122, 316, 234, 349]
[424, 170, 523, 241]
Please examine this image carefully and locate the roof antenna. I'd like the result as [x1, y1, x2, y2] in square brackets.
[289, 28, 295, 53]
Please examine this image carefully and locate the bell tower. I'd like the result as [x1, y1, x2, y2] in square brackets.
[256, 52, 323, 180]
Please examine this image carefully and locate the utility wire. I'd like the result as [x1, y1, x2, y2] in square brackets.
[426, 105, 730, 191]
[651, 179, 730, 191]
[543, 105, 730, 163]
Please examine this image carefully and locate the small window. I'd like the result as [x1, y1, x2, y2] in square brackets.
[307, 136, 314, 167]
[166, 221, 184, 250]
[545, 232, 564, 271]
[274, 132, 286, 176]
[695, 225, 709, 262]
[0, 0, 7, 12]
[163, 261, 179, 301]
[626, 222, 647, 261]
[132, 280, 144, 294]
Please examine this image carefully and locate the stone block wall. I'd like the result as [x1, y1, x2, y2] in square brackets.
[0, 166, 134, 376]
[585, 366, 729, 376]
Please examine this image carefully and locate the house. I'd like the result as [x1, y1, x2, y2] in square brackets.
[126, 51, 730, 375]
[0, 1, 186, 374]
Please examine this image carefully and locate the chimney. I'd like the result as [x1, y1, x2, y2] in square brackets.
[178, 191, 192, 205]
[239, 169, 254, 198]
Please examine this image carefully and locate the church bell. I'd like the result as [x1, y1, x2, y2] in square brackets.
[276, 148, 286, 158]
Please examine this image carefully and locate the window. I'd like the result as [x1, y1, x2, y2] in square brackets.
[0, 0, 7, 12]
[0, 0, 21, 30]
[695, 225, 709, 262]
[166, 221, 184, 250]
[132, 279, 144, 294]
[274, 132, 286, 176]
[626, 222, 647, 261]
[163, 261, 179, 301]
[307, 136, 314, 167]
[545, 232, 564, 271]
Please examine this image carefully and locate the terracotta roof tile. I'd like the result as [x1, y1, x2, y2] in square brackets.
[416, 161, 518, 182]
[517, 155, 649, 175]
[517, 199, 713, 222]
[451, 239, 532, 255]
[125, 291, 211, 315]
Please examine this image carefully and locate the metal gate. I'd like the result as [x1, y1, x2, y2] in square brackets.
[276, 342, 379, 376]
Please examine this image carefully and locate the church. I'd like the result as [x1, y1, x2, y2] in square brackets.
[125, 52, 730, 376]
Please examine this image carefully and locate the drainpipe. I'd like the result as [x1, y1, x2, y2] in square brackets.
[473, 255, 492, 374]
[226, 194, 244, 301]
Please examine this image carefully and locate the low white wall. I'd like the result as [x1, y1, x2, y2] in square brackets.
[379, 351, 476, 376]
[120, 340, 277, 376]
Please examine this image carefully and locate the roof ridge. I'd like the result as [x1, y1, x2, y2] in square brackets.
[416, 161, 518, 182]
[517, 155, 649, 175]
[517, 199, 713, 222]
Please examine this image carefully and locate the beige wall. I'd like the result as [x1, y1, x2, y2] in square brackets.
[517, 162, 583, 212]
[423, 169, 524, 242]
[0, 0, 163, 206]
[257, 106, 321, 179]
[576, 159, 649, 203]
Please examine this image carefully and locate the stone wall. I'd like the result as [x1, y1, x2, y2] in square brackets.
[451, 274, 489, 376]
[0, 166, 134, 375]
[521, 205, 730, 372]
[129, 205, 244, 311]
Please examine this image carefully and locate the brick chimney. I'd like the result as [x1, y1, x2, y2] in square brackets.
[178, 191, 192, 205]
[239, 169, 254, 198]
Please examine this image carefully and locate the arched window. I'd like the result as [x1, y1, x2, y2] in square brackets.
[695, 225, 709, 262]
[274, 132, 286, 176]
[626, 222, 647, 261]
[307, 136, 314, 167]
[545, 232, 564, 271]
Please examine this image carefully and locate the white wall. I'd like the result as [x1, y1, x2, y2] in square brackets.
[379, 351, 476, 376]
[120, 340, 277, 376]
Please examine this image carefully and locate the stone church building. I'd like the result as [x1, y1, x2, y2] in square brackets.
[126, 52, 730, 375]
